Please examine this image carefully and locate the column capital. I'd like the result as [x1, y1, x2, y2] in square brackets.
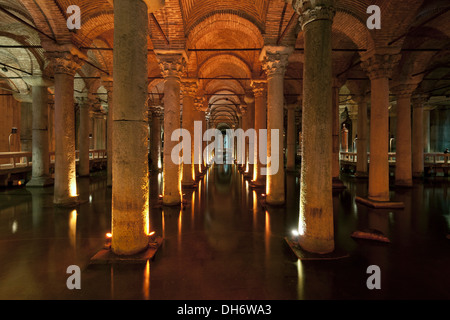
[194, 96, 207, 112]
[239, 104, 248, 116]
[392, 82, 419, 99]
[294, 0, 336, 29]
[155, 50, 188, 80]
[44, 44, 86, 76]
[260, 46, 293, 78]
[411, 93, 429, 108]
[181, 78, 199, 98]
[250, 79, 267, 97]
[12, 92, 32, 103]
[22, 75, 53, 87]
[360, 49, 401, 80]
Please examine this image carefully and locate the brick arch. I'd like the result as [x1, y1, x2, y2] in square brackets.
[332, 10, 374, 52]
[18, 0, 72, 43]
[75, 11, 115, 47]
[187, 13, 264, 49]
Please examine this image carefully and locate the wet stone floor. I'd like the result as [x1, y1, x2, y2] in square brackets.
[0, 165, 449, 300]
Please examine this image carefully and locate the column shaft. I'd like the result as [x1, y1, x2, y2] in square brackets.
[356, 97, 368, 176]
[112, 0, 150, 255]
[252, 81, 267, 184]
[395, 91, 413, 186]
[286, 105, 296, 172]
[27, 83, 52, 187]
[78, 101, 91, 177]
[296, 2, 335, 253]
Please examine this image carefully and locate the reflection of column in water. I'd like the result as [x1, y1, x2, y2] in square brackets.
[69, 209, 77, 249]
[412, 183, 427, 235]
[297, 260, 304, 300]
[252, 190, 258, 231]
[394, 189, 412, 246]
[143, 260, 150, 300]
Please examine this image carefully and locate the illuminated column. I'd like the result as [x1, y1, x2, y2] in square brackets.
[46, 48, 84, 206]
[194, 97, 206, 176]
[111, 0, 150, 255]
[24, 76, 53, 187]
[412, 94, 428, 178]
[286, 103, 299, 173]
[245, 96, 255, 177]
[78, 97, 92, 177]
[355, 94, 369, 177]
[181, 79, 198, 187]
[295, 0, 335, 253]
[102, 78, 113, 186]
[150, 107, 162, 172]
[251, 80, 267, 185]
[423, 106, 432, 153]
[240, 105, 248, 170]
[393, 83, 417, 187]
[156, 50, 187, 206]
[360, 49, 401, 202]
[332, 78, 345, 188]
[261, 45, 293, 205]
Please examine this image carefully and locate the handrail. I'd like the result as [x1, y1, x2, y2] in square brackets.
[340, 152, 449, 165]
[0, 150, 107, 169]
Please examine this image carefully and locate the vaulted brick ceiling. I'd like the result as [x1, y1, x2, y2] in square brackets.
[0, 0, 449, 111]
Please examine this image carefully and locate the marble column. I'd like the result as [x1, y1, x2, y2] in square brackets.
[332, 78, 345, 188]
[251, 80, 267, 185]
[194, 97, 206, 176]
[355, 95, 369, 177]
[423, 106, 432, 153]
[295, 0, 335, 253]
[78, 98, 91, 177]
[286, 103, 298, 173]
[102, 78, 113, 186]
[360, 49, 401, 203]
[412, 94, 428, 178]
[150, 107, 162, 172]
[24, 76, 53, 187]
[112, 0, 150, 255]
[181, 79, 198, 187]
[393, 83, 417, 187]
[156, 51, 187, 206]
[46, 48, 84, 206]
[246, 99, 255, 177]
[261, 46, 293, 205]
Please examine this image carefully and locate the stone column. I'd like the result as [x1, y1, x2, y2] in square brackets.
[46, 48, 85, 206]
[412, 94, 428, 178]
[102, 78, 113, 186]
[360, 49, 401, 203]
[239, 105, 248, 170]
[181, 79, 198, 187]
[78, 97, 91, 177]
[112, 0, 150, 255]
[355, 95, 369, 177]
[245, 98, 255, 177]
[156, 51, 187, 206]
[19, 97, 33, 152]
[261, 46, 293, 205]
[294, 0, 335, 253]
[194, 97, 206, 176]
[251, 80, 267, 185]
[423, 106, 432, 153]
[286, 103, 298, 173]
[332, 78, 345, 188]
[24, 76, 53, 187]
[393, 83, 417, 187]
[150, 107, 162, 172]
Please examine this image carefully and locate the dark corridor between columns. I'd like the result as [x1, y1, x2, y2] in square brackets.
[0, 165, 449, 300]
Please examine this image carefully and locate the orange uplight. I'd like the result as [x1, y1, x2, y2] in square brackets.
[148, 231, 156, 237]
[106, 232, 112, 238]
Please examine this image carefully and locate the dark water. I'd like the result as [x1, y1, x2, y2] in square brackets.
[0, 165, 448, 299]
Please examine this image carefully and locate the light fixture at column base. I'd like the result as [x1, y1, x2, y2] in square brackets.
[90, 236, 163, 264]
[355, 196, 404, 209]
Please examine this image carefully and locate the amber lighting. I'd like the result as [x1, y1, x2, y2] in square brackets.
[106, 232, 112, 238]
[148, 231, 156, 237]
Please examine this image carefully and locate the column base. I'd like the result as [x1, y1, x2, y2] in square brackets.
[355, 171, 368, 178]
[26, 177, 54, 188]
[53, 196, 80, 208]
[90, 236, 163, 264]
[284, 237, 349, 261]
[249, 180, 265, 188]
[355, 196, 404, 209]
[264, 196, 285, 206]
[162, 196, 182, 207]
[332, 177, 346, 190]
[182, 182, 198, 189]
[394, 181, 413, 188]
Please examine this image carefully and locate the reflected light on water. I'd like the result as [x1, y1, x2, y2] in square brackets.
[69, 209, 77, 248]
[297, 260, 304, 300]
[143, 260, 150, 300]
